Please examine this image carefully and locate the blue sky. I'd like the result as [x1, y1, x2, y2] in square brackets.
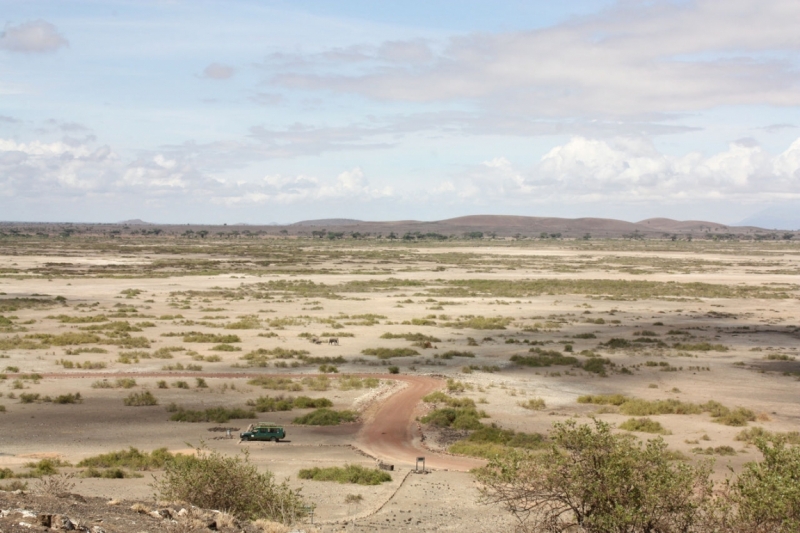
[2, 0, 800, 226]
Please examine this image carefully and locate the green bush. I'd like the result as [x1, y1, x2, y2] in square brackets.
[519, 398, 546, 411]
[511, 349, 578, 368]
[380, 332, 441, 342]
[474, 419, 714, 532]
[183, 332, 241, 343]
[152, 445, 306, 523]
[298, 464, 391, 485]
[292, 408, 357, 425]
[123, 391, 158, 406]
[248, 377, 302, 391]
[361, 347, 419, 359]
[170, 406, 255, 423]
[78, 447, 179, 470]
[449, 425, 546, 458]
[619, 417, 671, 435]
[439, 350, 475, 359]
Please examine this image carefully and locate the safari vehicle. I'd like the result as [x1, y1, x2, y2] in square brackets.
[240, 422, 286, 442]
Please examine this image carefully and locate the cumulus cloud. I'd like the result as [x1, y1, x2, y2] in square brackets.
[444, 136, 800, 206]
[216, 167, 393, 206]
[268, 0, 800, 118]
[0, 20, 68, 53]
[202, 63, 236, 80]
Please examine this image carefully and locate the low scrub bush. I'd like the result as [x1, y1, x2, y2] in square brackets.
[380, 332, 441, 342]
[298, 464, 391, 485]
[518, 398, 546, 411]
[361, 347, 419, 359]
[78, 447, 180, 470]
[735, 427, 800, 445]
[152, 445, 307, 523]
[123, 391, 158, 406]
[170, 406, 256, 423]
[672, 342, 728, 352]
[338, 375, 380, 390]
[449, 425, 547, 458]
[183, 332, 241, 343]
[439, 350, 475, 359]
[292, 408, 357, 425]
[511, 348, 579, 368]
[248, 377, 302, 391]
[619, 417, 671, 434]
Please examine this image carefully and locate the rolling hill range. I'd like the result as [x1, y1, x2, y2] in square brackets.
[0, 215, 788, 238]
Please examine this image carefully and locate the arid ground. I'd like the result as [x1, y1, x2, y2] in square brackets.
[0, 233, 798, 532]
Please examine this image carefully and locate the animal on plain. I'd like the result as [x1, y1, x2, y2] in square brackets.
[328, 337, 339, 345]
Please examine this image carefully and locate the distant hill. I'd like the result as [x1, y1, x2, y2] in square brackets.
[283, 215, 765, 238]
[2, 214, 790, 239]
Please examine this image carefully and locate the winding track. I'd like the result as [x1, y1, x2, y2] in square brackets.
[35, 371, 485, 472]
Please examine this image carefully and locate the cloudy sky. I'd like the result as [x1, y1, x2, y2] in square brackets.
[2, 0, 800, 225]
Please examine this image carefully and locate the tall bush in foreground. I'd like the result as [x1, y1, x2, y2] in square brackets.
[724, 436, 800, 533]
[152, 445, 306, 524]
[474, 419, 714, 533]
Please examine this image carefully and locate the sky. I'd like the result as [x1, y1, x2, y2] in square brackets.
[2, 0, 800, 226]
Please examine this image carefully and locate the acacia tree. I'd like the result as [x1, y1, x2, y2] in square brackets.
[474, 419, 715, 533]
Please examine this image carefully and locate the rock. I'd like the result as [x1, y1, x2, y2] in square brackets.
[90, 527, 107, 533]
[51, 514, 75, 530]
[37, 513, 52, 527]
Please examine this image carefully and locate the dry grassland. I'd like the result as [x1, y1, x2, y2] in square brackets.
[0, 235, 799, 532]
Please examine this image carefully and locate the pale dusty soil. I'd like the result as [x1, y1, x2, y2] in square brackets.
[0, 241, 799, 531]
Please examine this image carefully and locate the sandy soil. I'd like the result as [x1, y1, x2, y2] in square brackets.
[0, 238, 798, 531]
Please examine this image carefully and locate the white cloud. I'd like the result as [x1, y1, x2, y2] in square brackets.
[218, 167, 392, 206]
[202, 63, 236, 80]
[447, 136, 800, 205]
[0, 20, 68, 53]
[268, 0, 800, 118]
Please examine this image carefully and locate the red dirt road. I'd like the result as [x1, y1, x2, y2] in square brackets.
[355, 374, 485, 471]
[35, 371, 485, 472]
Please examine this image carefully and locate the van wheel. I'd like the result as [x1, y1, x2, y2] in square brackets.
[271, 437, 278, 442]
[242, 436, 249, 441]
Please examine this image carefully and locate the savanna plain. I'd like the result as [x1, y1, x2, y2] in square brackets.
[0, 234, 798, 532]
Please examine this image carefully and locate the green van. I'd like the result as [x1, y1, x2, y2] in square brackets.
[240, 423, 286, 442]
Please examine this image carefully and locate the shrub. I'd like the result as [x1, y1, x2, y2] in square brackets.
[449, 426, 546, 458]
[123, 391, 158, 406]
[152, 445, 306, 523]
[298, 464, 391, 485]
[511, 350, 578, 368]
[388, 366, 400, 374]
[619, 417, 671, 435]
[53, 392, 82, 404]
[727, 437, 800, 531]
[519, 398, 546, 411]
[292, 408, 357, 425]
[474, 419, 713, 533]
[78, 447, 179, 470]
[183, 332, 241, 343]
[361, 347, 419, 359]
[170, 406, 256, 423]
[577, 394, 628, 406]
[672, 342, 728, 352]
[380, 332, 441, 342]
[440, 350, 476, 359]
[211, 343, 241, 351]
